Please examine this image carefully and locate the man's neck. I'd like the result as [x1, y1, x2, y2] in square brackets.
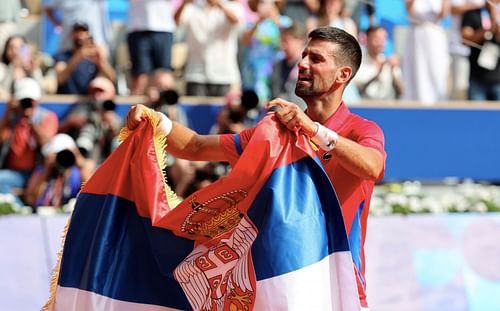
[304, 92, 343, 124]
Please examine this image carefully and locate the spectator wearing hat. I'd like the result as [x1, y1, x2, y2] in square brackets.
[59, 76, 117, 137]
[53, 22, 116, 95]
[0, 78, 58, 205]
[24, 133, 94, 209]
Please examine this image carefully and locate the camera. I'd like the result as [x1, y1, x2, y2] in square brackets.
[19, 98, 33, 109]
[55, 149, 76, 170]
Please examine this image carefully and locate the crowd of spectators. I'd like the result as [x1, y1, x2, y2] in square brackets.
[0, 0, 499, 210]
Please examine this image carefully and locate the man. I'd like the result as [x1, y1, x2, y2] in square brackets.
[0, 78, 58, 205]
[271, 21, 308, 109]
[127, 0, 176, 95]
[54, 22, 115, 95]
[174, 0, 244, 97]
[461, 1, 500, 100]
[127, 27, 386, 308]
[449, 0, 485, 100]
[354, 25, 403, 100]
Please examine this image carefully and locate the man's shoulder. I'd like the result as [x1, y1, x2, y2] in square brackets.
[343, 111, 384, 135]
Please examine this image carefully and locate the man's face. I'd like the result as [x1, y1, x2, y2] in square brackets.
[367, 28, 387, 55]
[72, 29, 92, 48]
[295, 39, 340, 97]
[280, 33, 305, 61]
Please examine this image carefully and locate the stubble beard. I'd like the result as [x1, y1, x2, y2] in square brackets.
[295, 82, 315, 98]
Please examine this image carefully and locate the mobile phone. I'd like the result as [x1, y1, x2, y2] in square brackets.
[19, 44, 30, 63]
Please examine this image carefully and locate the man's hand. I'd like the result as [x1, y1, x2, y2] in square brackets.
[266, 98, 317, 137]
[126, 104, 146, 130]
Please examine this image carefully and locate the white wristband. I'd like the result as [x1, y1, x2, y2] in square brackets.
[157, 112, 173, 136]
[311, 122, 338, 151]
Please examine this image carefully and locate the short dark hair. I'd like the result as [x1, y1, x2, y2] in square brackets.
[308, 26, 362, 80]
[365, 25, 385, 36]
[280, 21, 307, 40]
[72, 22, 89, 32]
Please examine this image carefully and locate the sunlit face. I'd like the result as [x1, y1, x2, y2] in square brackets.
[367, 28, 387, 55]
[280, 33, 305, 60]
[295, 39, 341, 97]
[5, 36, 24, 62]
[71, 29, 91, 48]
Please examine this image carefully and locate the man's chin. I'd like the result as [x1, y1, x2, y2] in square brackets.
[295, 87, 314, 97]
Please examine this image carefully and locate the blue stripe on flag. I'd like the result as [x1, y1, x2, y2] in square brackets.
[349, 201, 364, 285]
[248, 156, 349, 280]
[58, 193, 193, 309]
[234, 133, 243, 155]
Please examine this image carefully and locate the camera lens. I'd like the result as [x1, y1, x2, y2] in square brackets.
[20, 98, 33, 109]
[102, 100, 116, 111]
[55, 149, 76, 169]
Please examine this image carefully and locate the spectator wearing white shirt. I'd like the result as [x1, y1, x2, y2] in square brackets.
[127, 0, 177, 95]
[174, 0, 244, 96]
[354, 26, 403, 100]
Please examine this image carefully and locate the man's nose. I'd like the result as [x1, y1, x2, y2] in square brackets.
[298, 58, 309, 70]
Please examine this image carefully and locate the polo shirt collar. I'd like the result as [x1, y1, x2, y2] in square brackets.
[322, 101, 351, 131]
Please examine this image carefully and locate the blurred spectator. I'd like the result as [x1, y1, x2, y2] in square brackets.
[354, 26, 403, 100]
[75, 98, 122, 165]
[174, 0, 244, 97]
[44, 0, 111, 53]
[0, 78, 58, 205]
[0, 35, 45, 97]
[271, 21, 307, 109]
[59, 76, 117, 142]
[402, 0, 450, 104]
[344, 0, 376, 27]
[0, 0, 20, 56]
[154, 89, 189, 126]
[449, 0, 485, 100]
[282, 0, 319, 25]
[127, 0, 176, 95]
[461, 1, 500, 100]
[241, 0, 287, 103]
[306, 0, 357, 36]
[24, 133, 93, 209]
[211, 89, 260, 134]
[53, 22, 116, 95]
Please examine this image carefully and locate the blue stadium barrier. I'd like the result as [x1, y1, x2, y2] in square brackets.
[1, 100, 499, 183]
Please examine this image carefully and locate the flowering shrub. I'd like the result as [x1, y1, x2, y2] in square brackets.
[0, 193, 23, 215]
[371, 181, 500, 215]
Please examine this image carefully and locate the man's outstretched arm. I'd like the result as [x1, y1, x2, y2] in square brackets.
[126, 104, 229, 162]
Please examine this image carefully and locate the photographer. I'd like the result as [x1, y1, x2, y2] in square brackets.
[75, 96, 123, 165]
[54, 22, 115, 95]
[24, 133, 93, 209]
[0, 78, 58, 206]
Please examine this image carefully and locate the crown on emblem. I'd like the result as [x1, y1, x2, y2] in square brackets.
[181, 189, 248, 239]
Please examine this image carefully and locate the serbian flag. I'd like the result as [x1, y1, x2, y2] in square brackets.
[42, 108, 361, 311]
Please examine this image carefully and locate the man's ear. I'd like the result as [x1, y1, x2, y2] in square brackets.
[336, 66, 353, 84]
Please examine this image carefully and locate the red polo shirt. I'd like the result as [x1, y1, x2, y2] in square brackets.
[219, 102, 386, 307]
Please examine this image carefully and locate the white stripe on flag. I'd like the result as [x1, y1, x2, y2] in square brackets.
[254, 251, 361, 311]
[53, 286, 182, 311]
